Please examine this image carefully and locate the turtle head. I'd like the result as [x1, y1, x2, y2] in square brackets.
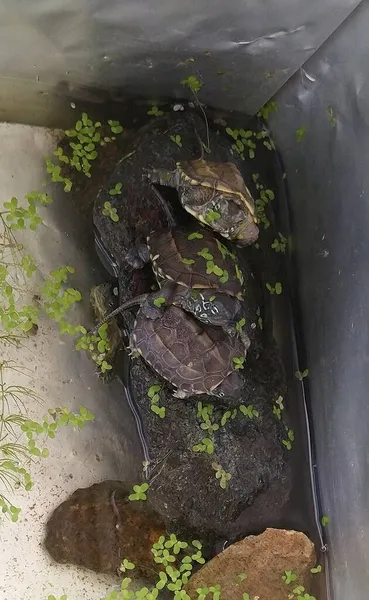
[189, 291, 242, 328]
[213, 370, 243, 399]
[177, 160, 259, 246]
[227, 216, 259, 246]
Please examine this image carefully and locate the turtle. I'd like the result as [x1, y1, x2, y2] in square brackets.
[145, 154, 259, 246]
[127, 303, 246, 399]
[93, 112, 260, 279]
[99, 224, 251, 350]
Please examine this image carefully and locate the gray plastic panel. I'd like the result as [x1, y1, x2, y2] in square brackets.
[0, 0, 361, 124]
[270, 3, 369, 599]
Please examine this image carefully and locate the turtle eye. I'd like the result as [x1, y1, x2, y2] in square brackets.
[229, 226, 235, 234]
[218, 391, 225, 397]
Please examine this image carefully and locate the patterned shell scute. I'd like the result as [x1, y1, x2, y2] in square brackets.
[147, 227, 242, 295]
[132, 305, 245, 396]
[178, 159, 255, 216]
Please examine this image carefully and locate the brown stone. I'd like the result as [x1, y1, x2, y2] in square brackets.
[44, 480, 166, 578]
[185, 528, 317, 600]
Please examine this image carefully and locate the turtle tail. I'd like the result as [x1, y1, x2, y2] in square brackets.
[89, 294, 149, 335]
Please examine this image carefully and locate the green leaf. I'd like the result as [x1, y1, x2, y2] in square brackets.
[295, 368, 309, 381]
[219, 269, 229, 283]
[122, 558, 136, 571]
[151, 404, 166, 418]
[257, 100, 277, 120]
[108, 120, 124, 134]
[275, 282, 282, 295]
[180, 75, 203, 93]
[282, 440, 292, 451]
[148, 105, 164, 117]
[212, 264, 223, 277]
[188, 232, 203, 240]
[181, 257, 195, 265]
[205, 209, 221, 223]
[296, 125, 307, 142]
[197, 247, 214, 260]
[283, 570, 297, 585]
[148, 384, 162, 398]
[109, 182, 123, 195]
[236, 318, 246, 333]
[221, 410, 231, 426]
[226, 127, 238, 140]
[321, 515, 330, 527]
[311, 564, 322, 574]
[234, 264, 244, 285]
[153, 297, 166, 307]
[170, 134, 183, 147]
[233, 356, 245, 370]
[206, 261, 214, 274]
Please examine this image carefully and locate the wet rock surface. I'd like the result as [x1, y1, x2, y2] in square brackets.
[44, 480, 166, 578]
[90, 110, 297, 545]
[185, 528, 317, 600]
[129, 346, 290, 544]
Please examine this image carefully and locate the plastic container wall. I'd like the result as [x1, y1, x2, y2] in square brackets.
[270, 4, 369, 598]
[0, 0, 361, 125]
[0, 1, 367, 599]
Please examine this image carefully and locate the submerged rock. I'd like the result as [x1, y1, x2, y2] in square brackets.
[185, 528, 317, 600]
[44, 481, 166, 578]
[129, 340, 289, 543]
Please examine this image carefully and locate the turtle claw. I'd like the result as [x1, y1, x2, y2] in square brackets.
[172, 388, 189, 399]
[124, 244, 150, 270]
[128, 346, 141, 359]
[240, 330, 251, 352]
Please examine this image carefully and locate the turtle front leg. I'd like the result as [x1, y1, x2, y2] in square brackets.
[124, 242, 150, 270]
[172, 388, 192, 399]
[225, 323, 251, 353]
[145, 167, 180, 190]
[239, 329, 251, 352]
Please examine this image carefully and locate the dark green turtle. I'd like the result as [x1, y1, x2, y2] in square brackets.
[99, 225, 250, 350]
[129, 304, 246, 399]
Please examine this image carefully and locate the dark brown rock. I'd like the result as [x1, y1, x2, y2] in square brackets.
[44, 480, 166, 578]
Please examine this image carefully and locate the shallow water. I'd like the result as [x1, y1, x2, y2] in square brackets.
[0, 104, 326, 599]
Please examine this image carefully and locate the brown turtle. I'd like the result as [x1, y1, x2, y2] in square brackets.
[146, 157, 259, 246]
[129, 304, 245, 399]
[100, 225, 250, 349]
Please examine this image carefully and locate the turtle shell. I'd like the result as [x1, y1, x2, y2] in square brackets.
[131, 305, 245, 397]
[147, 227, 244, 296]
[177, 159, 256, 219]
